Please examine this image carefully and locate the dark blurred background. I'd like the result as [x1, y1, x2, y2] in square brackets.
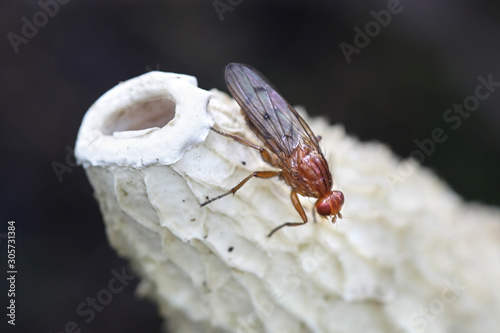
[1, 0, 499, 332]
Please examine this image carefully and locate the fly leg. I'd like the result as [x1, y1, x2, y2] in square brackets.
[200, 127, 281, 207]
[267, 190, 308, 237]
[211, 127, 265, 151]
[200, 127, 280, 206]
[211, 127, 278, 164]
[200, 170, 280, 206]
[312, 206, 317, 223]
[210, 127, 278, 167]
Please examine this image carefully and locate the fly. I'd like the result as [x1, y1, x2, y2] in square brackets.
[201, 63, 344, 237]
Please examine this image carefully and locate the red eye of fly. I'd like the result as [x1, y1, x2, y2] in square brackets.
[316, 201, 332, 216]
[315, 191, 344, 217]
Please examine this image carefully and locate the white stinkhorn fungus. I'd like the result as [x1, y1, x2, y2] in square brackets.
[75, 71, 500, 333]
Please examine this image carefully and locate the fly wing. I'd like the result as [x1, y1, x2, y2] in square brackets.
[225, 63, 320, 162]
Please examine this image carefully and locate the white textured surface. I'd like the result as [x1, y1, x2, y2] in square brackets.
[76, 71, 500, 333]
[75, 71, 213, 168]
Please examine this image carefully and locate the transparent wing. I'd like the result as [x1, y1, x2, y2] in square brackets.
[225, 63, 320, 161]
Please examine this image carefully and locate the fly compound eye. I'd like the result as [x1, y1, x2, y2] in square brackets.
[316, 190, 345, 218]
[316, 201, 332, 217]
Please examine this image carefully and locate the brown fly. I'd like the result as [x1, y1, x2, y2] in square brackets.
[201, 63, 344, 237]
